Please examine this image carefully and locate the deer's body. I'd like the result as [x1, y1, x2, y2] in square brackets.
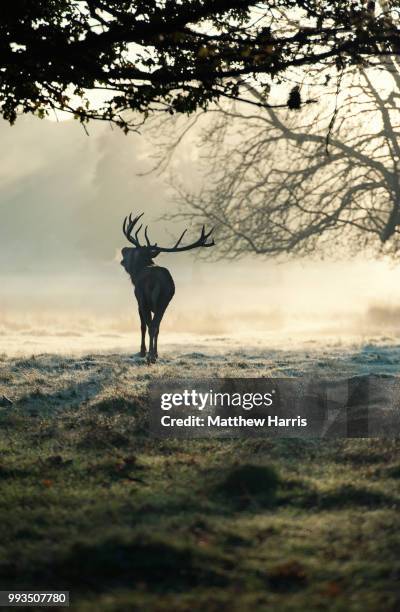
[122, 249, 175, 362]
[133, 265, 175, 314]
[121, 213, 213, 363]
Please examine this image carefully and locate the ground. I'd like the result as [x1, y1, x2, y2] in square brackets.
[0, 338, 399, 611]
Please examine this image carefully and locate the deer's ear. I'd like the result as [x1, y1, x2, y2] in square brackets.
[151, 249, 160, 259]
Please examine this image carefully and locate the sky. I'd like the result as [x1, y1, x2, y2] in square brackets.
[2, 112, 400, 353]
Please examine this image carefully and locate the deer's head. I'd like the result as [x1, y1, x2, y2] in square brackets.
[121, 212, 214, 276]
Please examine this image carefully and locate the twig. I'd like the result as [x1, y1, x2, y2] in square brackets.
[326, 64, 344, 155]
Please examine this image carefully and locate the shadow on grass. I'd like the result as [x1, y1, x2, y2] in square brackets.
[76, 398, 148, 449]
[0, 536, 231, 593]
[91, 396, 143, 415]
[385, 464, 400, 478]
[280, 479, 398, 510]
[215, 464, 280, 510]
[266, 560, 308, 592]
[210, 464, 398, 512]
[0, 465, 32, 480]
[77, 425, 132, 450]
[317, 484, 397, 510]
[333, 451, 391, 465]
[14, 380, 101, 415]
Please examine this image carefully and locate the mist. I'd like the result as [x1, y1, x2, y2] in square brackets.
[2, 115, 400, 355]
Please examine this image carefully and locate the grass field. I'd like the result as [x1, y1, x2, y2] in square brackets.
[0, 339, 399, 611]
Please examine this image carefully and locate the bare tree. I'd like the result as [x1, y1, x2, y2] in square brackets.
[165, 57, 400, 259]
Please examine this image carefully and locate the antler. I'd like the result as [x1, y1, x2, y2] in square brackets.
[123, 213, 215, 252]
[123, 212, 144, 247]
[155, 225, 215, 253]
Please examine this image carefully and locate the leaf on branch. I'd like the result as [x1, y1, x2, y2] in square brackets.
[287, 86, 301, 110]
[240, 46, 252, 58]
[264, 44, 275, 54]
[197, 46, 210, 59]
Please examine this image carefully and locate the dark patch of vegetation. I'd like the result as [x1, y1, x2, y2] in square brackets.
[385, 464, 400, 479]
[218, 464, 280, 508]
[13, 536, 229, 592]
[0, 464, 33, 480]
[336, 451, 389, 465]
[91, 396, 143, 416]
[267, 560, 308, 592]
[77, 426, 131, 450]
[318, 485, 397, 510]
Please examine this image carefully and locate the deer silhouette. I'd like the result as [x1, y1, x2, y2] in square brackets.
[121, 213, 214, 363]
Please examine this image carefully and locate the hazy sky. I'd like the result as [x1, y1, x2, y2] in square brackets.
[2, 113, 400, 341]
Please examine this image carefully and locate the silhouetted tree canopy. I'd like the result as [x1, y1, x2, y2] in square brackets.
[1, 1, 400, 130]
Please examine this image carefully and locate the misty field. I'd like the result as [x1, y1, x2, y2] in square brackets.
[0, 339, 400, 611]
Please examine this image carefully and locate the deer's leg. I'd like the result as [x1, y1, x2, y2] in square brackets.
[150, 302, 169, 362]
[138, 308, 147, 357]
[153, 316, 161, 359]
[148, 318, 156, 364]
[138, 301, 152, 362]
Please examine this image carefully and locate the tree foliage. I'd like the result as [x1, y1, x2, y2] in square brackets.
[1, 1, 400, 129]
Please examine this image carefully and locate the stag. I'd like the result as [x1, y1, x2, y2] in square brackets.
[121, 213, 214, 363]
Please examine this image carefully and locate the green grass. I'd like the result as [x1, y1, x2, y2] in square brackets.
[0, 352, 399, 611]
